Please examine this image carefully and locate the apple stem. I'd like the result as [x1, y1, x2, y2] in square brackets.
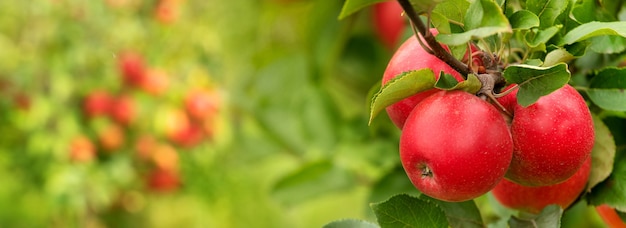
[396, 0, 470, 78]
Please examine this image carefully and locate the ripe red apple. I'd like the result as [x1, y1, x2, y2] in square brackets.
[382, 32, 464, 129]
[400, 90, 513, 202]
[372, 1, 406, 49]
[141, 68, 169, 95]
[110, 95, 137, 125]
[498, 84, 594, 186]
[151, 143, 179, 171]
[170, 124, 204, 148]
[596, 205, 626, 228]
[135, 134, 158, 160]
[492, 157, 591, 214]
[185, 89, 219, 121]
[155, 0, 180, 24]
[118, 51, 146, 87]
[98, 124, 125, 152]
[83, 90, 113, 118]
[147, 168, 180, 192]
[70, 135, 96, 162]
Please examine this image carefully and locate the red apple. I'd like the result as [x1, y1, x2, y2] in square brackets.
[147, 168, 180, 192]
[170, 124, 204, 148]
[83, 90, 113, 118]
[400, 90, 513, 202]
[118, 51, 146, 87]
[596, 205, 626, 228]
[185, 89, 219, 121]
[155, 0, 180, 24]
[373, 1, 406, 49]
[492, 157, 591, 214]
[110, 95, 137, 125]
[141, 68, 169, 95]
[151, 143, 179, 171]
[382, 32, 465, 129]
[70, 135, 96, 162]
[135, 134, 158, 160]
[98, 124, 125, 152]
[498, 84, 594, 186]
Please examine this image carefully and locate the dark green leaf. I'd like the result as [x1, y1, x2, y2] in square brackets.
[526, 0, 569, 28]
[586, 68, 626, 111]
[420, 195, 484, 228]
[508, 205, 563, 228]
[368, 70, 436, 125]
[371, 194, 448, 228]
[435, 73, 481, 94]
[338, 0, 386, 19]
[436, 0, 511, 46]
[323, 219, 380, 228]
[560, 21, 626, 45]
[502, 63, 571, 107]
[409, 0, 444, 13]
[509, 10, 540, 30]
[271, 160, 355, 206]
[588, 115, 616, 191]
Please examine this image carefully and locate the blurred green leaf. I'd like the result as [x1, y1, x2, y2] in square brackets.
[589, 35, 626, 54]
[324, 219, 380, 228]
[586, 68, 626, 111]
[588, 151, 626, 212]
[560, 21, 626, 46]
[369, 69, 436, 125]
[588, 115, 616, 191]
[371, 194, 448, 228]
[368, 166, 419, 206]
[436, 0, 511, 46]
[338, 0, 386, 19]
[502, 63, 570, 107]
[508, 205, 563, 228]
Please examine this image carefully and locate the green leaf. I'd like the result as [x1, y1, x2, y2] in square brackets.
[435, 73, 482, 94]
[271, 160, 355, 206]
[543, 48, 574, 67]
[586, 68, 626, 111]
[368, 166, 420, 206]
[560, 21, 626, 45]
[410, 0, 445, 13]
[371, 194, 448, 228]
[526, 0, 569, 28]
[588, 115, 616, 191]
[368, 70, 437, 125]
[589, 35, 626, 54]
[508, 205, 563, 228]
[509, 10, 540, 30]
[525, 25, 561, 48]
[338, 0, 386, 19]
[588, 149, 626, 212]
[420, 195, 485, 228]
[436, 0, 511, 46]
[502, 63, 571, 107]
[323, 219, 380, 228]
[432, 0, 470, 24]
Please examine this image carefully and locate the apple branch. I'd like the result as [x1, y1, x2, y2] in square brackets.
[396, 0, 470, 78]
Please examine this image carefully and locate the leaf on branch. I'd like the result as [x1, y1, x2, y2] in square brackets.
[508, 205, 563, 228]
[436, 0, 511, 46]
[435, 73, 481, 94]
[543, 48, 574, 67]
[420, 195, 485, 228]
[338, 0, 386, 19]
[588, 115, 616, 191]
[586, 68, 626, 111]
[509, 10, 540, 30]
[560, 21, 626, 46]
[371, 194, 448, 228]
[368, 70, 436, 125]
[502, 63, 571, 107]
[525, 25, 561, 48]
[432, 0, 470, 25]
[526, 0, 569, 28]
[323, 219, 380, 228]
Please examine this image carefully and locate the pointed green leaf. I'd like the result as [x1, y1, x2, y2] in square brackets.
[588, 115, 616, 191]
[338, 0, 386, 19]
[586, 68, 626, 111]
[526, 0, 569, 28]
[369, 70, 436, 125]
[436, 0, 511, 46]
[525, 25, 561, 47]
[323, 219, 380, 228]
[543, 48, 574, 67]
[502, 63, 571, 107]
[508, 205, 563, 228]
[432, 0, 470, 24]
[509, 10, 540, 30]
[560, 21, 626, 45]
[435, 73, 481, 94]
[371, 194, 448, 228]
[420, 195, 485, 228]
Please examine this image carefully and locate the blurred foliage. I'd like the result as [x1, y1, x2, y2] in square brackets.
[0, 0, 403, 227]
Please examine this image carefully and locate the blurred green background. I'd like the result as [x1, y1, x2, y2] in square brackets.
[0, 0, 402, 227]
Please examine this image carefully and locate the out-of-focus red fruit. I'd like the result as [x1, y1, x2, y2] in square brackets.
[13, 92, 31, 111]
[163, 108, 191, 139]
[98, 124, 125, 151]
[155, 0, 180, 24]
[171, 125, 204, 148]
[110, 95, 137, 125]
[70, 135, 96, 162]
[185, 89, 219, 120]
[135, 135, 158, 160]
[596, 205, 626, 228]
[373, 1, 406, 49]
[147, 168, 180, 192]
[118, 52, 146, 87]
[83, 90, 113, 118]
[152, 143, 179, 171]
[141, 69, 169, 95]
